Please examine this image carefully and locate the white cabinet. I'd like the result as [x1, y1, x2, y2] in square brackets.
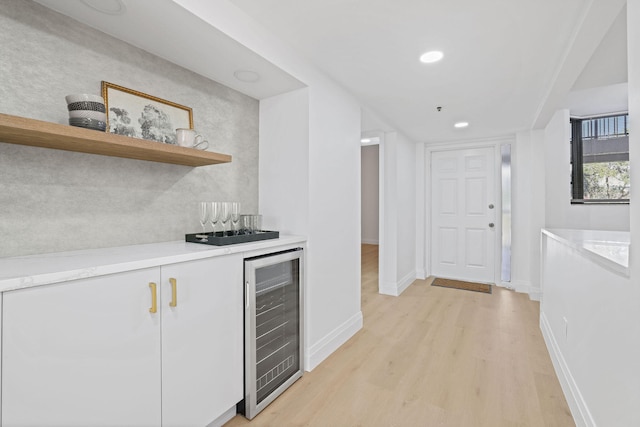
[1, 255, 243, 427]
[161, 256, 243, 427]
[2, 268, 163, 427]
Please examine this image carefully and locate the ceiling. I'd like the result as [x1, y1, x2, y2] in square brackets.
[33, 0, 305, 100]
[563, 5, 628, 117]
[229, 0, 627, 142]
[33, 0, 628, 143]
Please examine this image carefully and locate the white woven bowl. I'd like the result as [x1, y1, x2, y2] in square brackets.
[68, 110, 107, 121]
[65, 93, 104, 104]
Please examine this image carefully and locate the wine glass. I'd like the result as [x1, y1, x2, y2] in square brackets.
[198, 202, 209, 241]
[219, 202, 231, 236]
[230, 202, 241, 235]
[209, 202, 221, 236]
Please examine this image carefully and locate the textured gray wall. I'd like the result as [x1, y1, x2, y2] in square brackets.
[0, 0, 259, 257]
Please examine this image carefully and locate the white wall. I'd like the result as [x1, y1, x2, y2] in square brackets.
[571, 5, 628, 91]
[174, 0, 364, 371]
[396, 133, 417, 289]
[498, 129, 546, 299]
[258, 88, 309, 235]
[415, 142, 426, 279]
[539, 4, 640, 425]
[543, 109, 571, 229]
[629, 0, 640, 279]
[511, 130, 545, 296]
[381, 132, 398, 295]
[544, 109, 630, 231]
[261, 85, 362, 371]
[0, 1, 259, 257]
[380, 131, 416, 296]
[361, 145, 379, 244]
[306, 83, 362, 368]
[625, 0, 640, 421]
[540, 233, 638, 426]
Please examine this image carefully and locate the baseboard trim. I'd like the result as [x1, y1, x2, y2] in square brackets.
[540, 311, 593, 427]
[506, 280, 542, 301]
[207, 406, 237, 427]
[361, 239, 379, 245]
[379, 270, 416, 296]
[305, 311, 363, 371]
[527, 290, 542, 301]
[397, 270, 416, 295]
[415, 268, 426, 280]
[379, 281, 398, 296]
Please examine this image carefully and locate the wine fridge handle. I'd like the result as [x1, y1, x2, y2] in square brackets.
[245, 281, 250, 310]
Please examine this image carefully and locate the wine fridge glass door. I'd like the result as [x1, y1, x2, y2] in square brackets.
[243, 249, 304, 419]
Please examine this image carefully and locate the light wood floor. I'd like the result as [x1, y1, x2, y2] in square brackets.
[225, 244, 574, 426]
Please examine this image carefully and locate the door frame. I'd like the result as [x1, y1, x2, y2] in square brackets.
[422, 137, 513, 285]
[360, 130, 386, 294]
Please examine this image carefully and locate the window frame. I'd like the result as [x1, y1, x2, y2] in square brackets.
[570, 113, 630, 205]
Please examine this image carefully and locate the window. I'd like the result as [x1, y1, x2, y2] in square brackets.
[570, 113, 630, 203]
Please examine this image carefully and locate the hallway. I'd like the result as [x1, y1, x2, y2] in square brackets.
[226, 244, 574, 426]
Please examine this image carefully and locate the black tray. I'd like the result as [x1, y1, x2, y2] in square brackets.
[185, 230, 279, 246]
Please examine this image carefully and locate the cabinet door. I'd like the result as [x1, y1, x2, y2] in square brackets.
[160, 255, 243, 427]
[2, 269, 162, 427]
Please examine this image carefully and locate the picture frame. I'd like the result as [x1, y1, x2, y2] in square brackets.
[101, 81, 193, 145]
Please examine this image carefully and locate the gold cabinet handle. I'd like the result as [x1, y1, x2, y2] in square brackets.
[149, 282, 158, 313]
[169, 278, 177, 307]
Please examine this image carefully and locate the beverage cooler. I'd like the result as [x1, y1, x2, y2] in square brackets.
[240, 248, 304, 419]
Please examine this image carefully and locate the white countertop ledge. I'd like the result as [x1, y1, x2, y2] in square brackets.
[0, 235, 306, 292]
[542, 228, 630, 277]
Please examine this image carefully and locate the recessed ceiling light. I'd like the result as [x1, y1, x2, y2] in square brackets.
[419, 50, 444, 64]
[234, 70, 260, 83]
[80, 0, 126, 15]
[454, 121, 469, 128]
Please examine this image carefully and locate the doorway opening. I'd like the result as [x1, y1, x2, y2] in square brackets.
[361, 133, 383, 296]
[361, 141, 379, 299]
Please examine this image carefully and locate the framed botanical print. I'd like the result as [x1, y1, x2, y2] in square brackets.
[102, 81, 193, 144]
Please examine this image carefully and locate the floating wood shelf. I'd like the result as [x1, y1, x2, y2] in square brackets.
[0, 113, 232, 167]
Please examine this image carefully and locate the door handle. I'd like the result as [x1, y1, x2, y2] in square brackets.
[149, 282, 158, 313]
[489, 223, 495, 228]
[169, 278, 177, 307]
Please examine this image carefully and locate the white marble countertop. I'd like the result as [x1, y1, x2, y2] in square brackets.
[0, 235, 306, 293]
[542, 228, 629, 276]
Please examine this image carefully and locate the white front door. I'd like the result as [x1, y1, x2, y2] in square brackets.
[430, 147, 496, 283]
